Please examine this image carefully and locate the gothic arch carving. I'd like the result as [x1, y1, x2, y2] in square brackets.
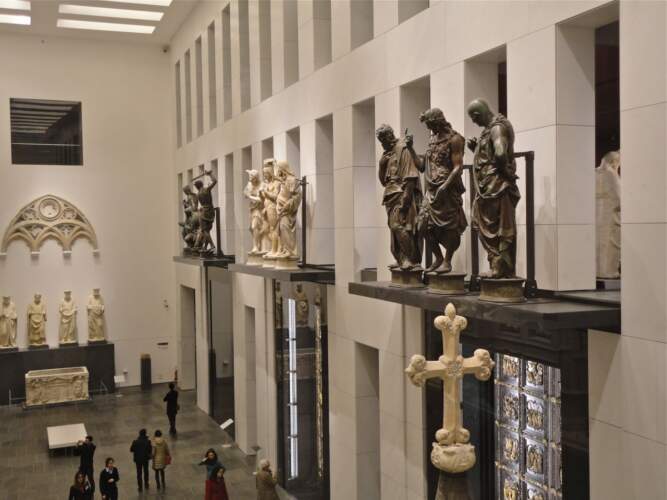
[1, 194, 99, 255]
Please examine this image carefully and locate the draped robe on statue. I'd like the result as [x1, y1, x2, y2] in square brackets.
[276, 174, 301, 257]
[0, 301, 17, 348]
[28, 302, 46, 345]
[87, 295, 106, 341]
[59, 299, 77, 343]
[595, 156, 621, 278]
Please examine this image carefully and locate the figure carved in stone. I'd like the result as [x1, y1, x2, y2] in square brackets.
[467, 99, 521, 279]
[179, 185, 200, 251]
[503, 478, 519, 500]
[526, 361, 544, 387]
[405, 303, 494, 475]
[244, 169, 267, 263]
[526, 400, 544, 431]
[58, 290, 78, 344]
[595, 150, 621, 279]
[194, 171, 218, 254]
[275, 161, 301, 263]
[376, 124, 423, 272]
[295, 284, 309, 325]
[0, 296, 17, 348]
[503, 436, 519, 462]
[87, 288, 106, 342]
[526, 445, 543, 474]
[413, 108, 467, 273]
[27, 294, 47, 346]
[260, 159, 281, 260]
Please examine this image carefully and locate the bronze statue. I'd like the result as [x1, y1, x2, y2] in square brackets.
[467, 99, 520, 279]
[376, 124, 423, 272]
[193, 171, 218, 254]
[179, 185, 199, 251]
[413, 108, 467, 273]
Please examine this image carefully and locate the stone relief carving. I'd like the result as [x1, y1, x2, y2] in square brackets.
[25, 367, 89, 407]
[503, 478, 519, 500]
[1, 194, 99, 256]
[502, 355, 520, 379]
[503, 436, 519, 463]
[526, 444, 544, 475]
[526, 399, 544, 431]
[526, 361, 544, 387]
[503, 393, 520, 421]
[0, 296, 17, 348]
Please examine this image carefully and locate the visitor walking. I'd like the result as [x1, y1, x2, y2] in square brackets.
[205, 465, 230, 500]
[68, 471, 94, 500]
[75, 435, 96, 488]
[256, 459, 280, 500]
[99, 458, 119, 500]
[163, 382, 179, 435]
[130, 429, 152, 491]
[199, 448, 224, 479]
[151, 429, 171, 490]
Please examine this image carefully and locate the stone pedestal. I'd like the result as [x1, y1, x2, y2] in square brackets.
[28, 344, 49, 350]
[59, 341, 78, 348]
[390, 267, 425, 288]
[25, 366, 89, 407]
[0, 346, 18, 352]
[262, 255, 277, 268]
[276, 256, 299, 270]
[246, 253, 265, 266]
[87, 339, 108, 345]
[479, 277, 526, 303]
[426, 272, 466, 295]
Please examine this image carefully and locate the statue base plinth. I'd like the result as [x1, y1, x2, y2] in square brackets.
[0, 346, 18, 352]
[435, 471, 471, 500]
[59, 341, 79, 347]
[390, 267, 425, 288]
[276, 256, 300, 270]
[431, 442, 476, 474]
[246, 253, 265, 266]
[28, 344, 49, 350]
[479, 277, 526, 303]
[426, 272, 467, 295]
[88, 339, 107, 344]
[262, 255, 277, 268]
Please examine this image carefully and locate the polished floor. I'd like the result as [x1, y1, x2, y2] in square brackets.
[0, 385, 265, 500]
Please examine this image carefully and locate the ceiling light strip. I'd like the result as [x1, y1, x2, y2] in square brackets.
[57, 18, 155, 34]
[0, 13, 29, 25]
[59, 4, 163, 22]
[0, 0, 30, 11]
[95, 0, 171, 6]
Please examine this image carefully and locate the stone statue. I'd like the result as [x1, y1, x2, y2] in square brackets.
[467, 99, 521, 279]
[405, 303, 494, 478]
[244, 169, 267, 264]
[179, 185, 200, 252]
[194, 171, 218, 254]
[58, 290, 77, 344]
[87, 288, 106, 342]
[260, 159, 281, 262]
[596, 150, 621, 279]
[27, 294, 47, 346]
[0, 296, 17, 349]
[414, 108, 467, 274]
[275, 160, 302, 267]
[376, 124, 423, 280]
[295, 284, 309, 325]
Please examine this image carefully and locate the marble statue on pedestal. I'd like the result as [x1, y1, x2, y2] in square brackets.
[405, 303, 494, 479]
[260, 159, 281, 265]
[244, 169, 267, 265]
[0, 296, 17, 349]
[58, 290, 78, 345]
[27, 294, 47, 346]
[275, 160, 302, 269]
[193, 171, 218, 254]
[595, 150, 621, 279]
[376, 124, 424, 285]
[87, 288, 106, 342]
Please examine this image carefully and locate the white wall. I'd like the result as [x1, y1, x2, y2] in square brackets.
[0, 33, 176, 387]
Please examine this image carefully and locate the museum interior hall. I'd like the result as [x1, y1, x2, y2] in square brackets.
[0, 0, 662, 499]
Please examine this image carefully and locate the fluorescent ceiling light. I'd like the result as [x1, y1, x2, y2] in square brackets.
[96, 0, 171, 6]
[59, 4, 163, 21]
[57, 18, 155, 34]
[0, 0, 30, 11]
[0, 13, 30, 25]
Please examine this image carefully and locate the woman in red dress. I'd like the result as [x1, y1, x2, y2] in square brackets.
[205, 465, 229, 500]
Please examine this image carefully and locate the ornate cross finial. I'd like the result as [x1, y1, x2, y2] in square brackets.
[405, 303, 494, 473]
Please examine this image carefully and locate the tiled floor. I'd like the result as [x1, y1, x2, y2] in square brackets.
[0, 385, 259, 500]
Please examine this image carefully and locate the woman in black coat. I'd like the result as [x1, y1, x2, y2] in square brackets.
[99, 458, 120, 500]
[68, 471, 94, 500]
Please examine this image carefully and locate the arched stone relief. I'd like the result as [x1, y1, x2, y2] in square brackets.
[0, 194, 99, 256]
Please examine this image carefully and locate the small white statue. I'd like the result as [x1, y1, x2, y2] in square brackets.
[27, 294, 47, 346]
[275, 160, 302, 267]
[244, 169, 267, 264]
[87, 288, 106, 342]
[58, 290, 78, 344]
[0, 296, 17, 348]
[260, 159, 281, 262]
[595, 150, 621, 279]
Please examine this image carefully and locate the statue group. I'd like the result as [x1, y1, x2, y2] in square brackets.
[244, 159, 302, 269]
[0, 289, 107, 349]
[376, 99, 522, 301]
[180, 170, 218, 256]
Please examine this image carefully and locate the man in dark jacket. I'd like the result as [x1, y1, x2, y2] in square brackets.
[130, 429, 152, 491]
[76, 435, 96, 488]
[163, 382, 179, 435]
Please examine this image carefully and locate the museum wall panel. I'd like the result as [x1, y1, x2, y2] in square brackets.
[0, 34, 175, 387]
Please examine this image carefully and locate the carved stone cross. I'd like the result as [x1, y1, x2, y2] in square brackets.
[405, 303, 495, 473]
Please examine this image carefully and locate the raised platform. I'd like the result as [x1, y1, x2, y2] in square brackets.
[228, 262, 335, 284]
[173, 254, 236, 268]
[0, 342, 115, 405]
[47, 423, 87, 450]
